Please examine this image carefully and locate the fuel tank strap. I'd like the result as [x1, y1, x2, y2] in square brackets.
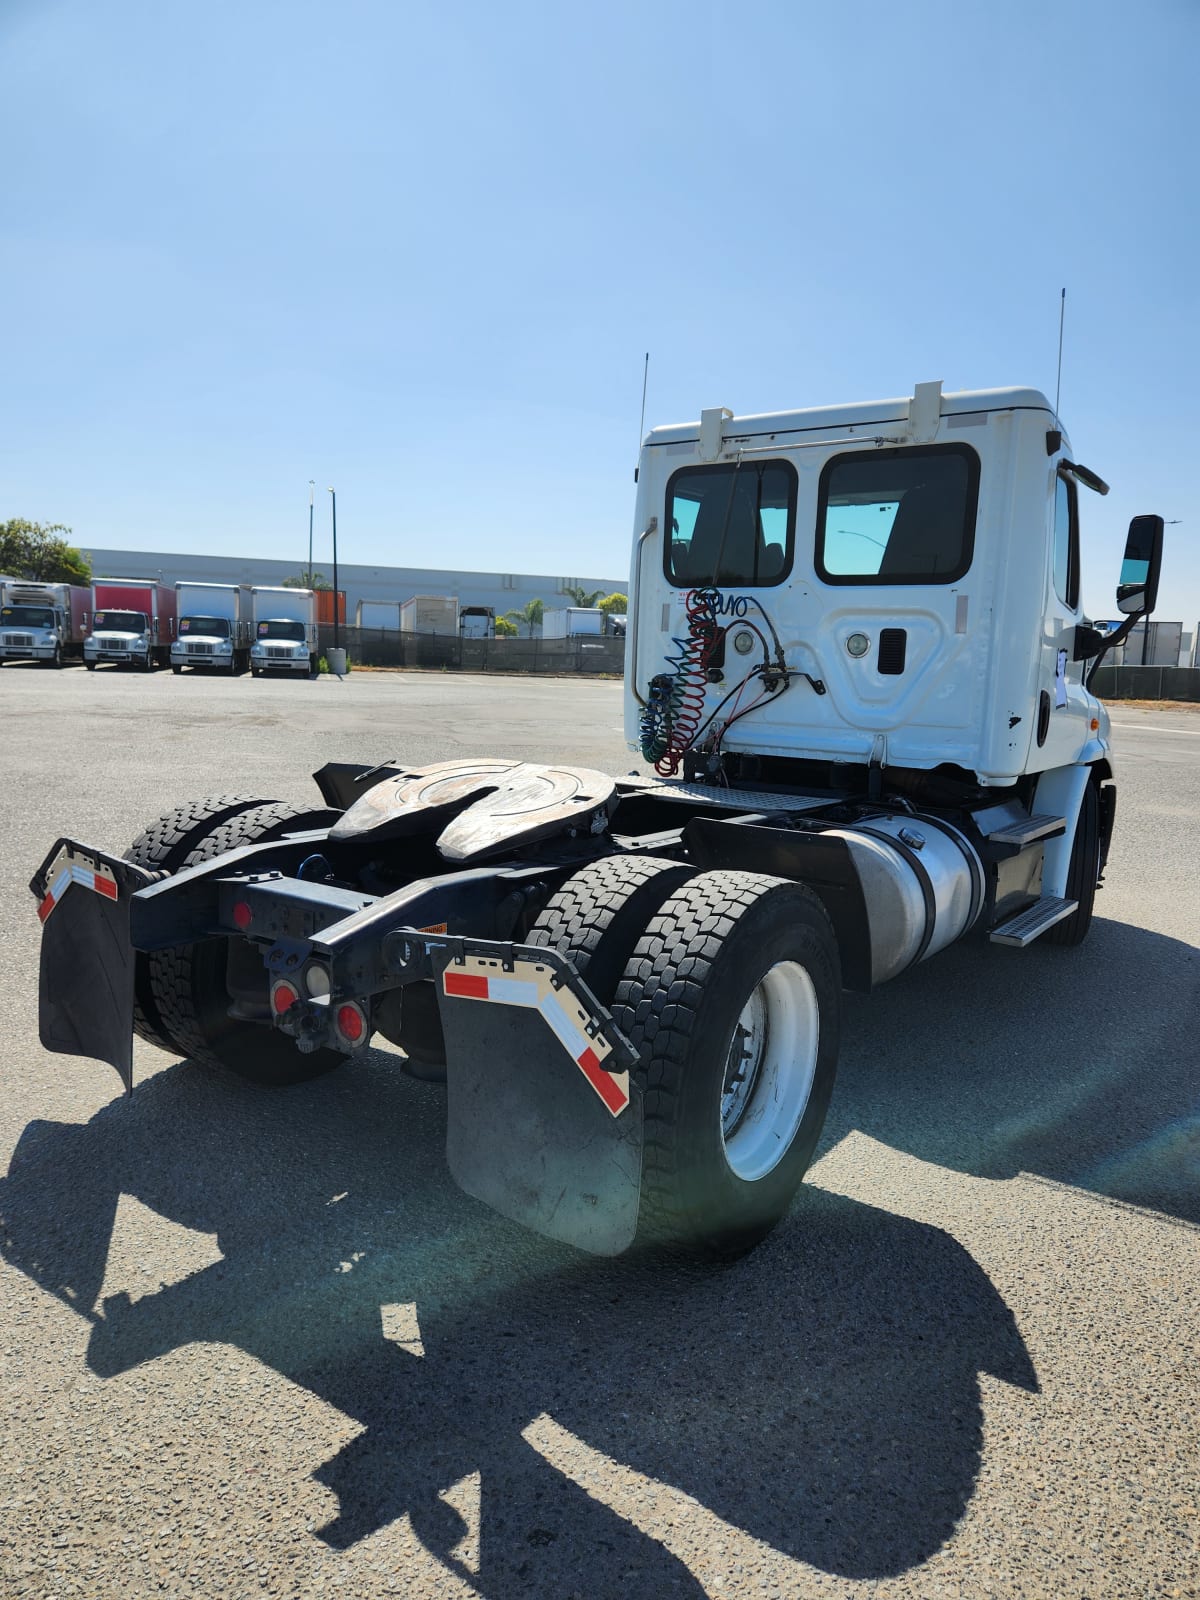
[852, 825, 937, 970]
[902, 813, 986, 935]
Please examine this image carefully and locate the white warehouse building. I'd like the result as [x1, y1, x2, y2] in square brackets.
[79, 549, 626, 629]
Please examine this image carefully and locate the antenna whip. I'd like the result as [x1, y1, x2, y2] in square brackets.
[634, 352, 649, 482]
[1054, 288, 1066, 420]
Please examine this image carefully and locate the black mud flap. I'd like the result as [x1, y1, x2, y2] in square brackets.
[29, 839, 157, 1095]
[433, 941, 643, 1256]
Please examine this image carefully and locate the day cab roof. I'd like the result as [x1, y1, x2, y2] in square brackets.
[643, 386, 1056, 447]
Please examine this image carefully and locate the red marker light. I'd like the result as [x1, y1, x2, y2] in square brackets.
[336, 1003, 366, 1043]
[232, 901, 253, 931]
[271, 980, 299, 1015]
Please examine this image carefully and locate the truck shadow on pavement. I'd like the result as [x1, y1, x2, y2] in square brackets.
[2, 1050, 1038, 1592]
[821, 915, 1200, 1227]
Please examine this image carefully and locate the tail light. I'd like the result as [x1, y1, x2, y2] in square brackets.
[335, 1002, 367, 1046]
[270, 979, 300, 1015]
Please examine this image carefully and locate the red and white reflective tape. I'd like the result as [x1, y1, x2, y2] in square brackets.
[442, 964, 630, 1116]
[38, 861, 119, 924]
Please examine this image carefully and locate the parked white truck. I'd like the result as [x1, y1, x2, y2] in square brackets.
[32, 382, 1163, 1262]
[84, 578, 176, 671]
[0, 580, 91, 667]
[249, 586, 318, 677]
[171, 582, 252, 676]
[542, 606, 604, 639]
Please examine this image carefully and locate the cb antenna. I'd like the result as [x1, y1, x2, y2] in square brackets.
[634, 351, 649, 482]
[1054, 287, 1066, 422]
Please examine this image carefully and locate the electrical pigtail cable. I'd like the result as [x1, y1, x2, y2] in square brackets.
[639, 588, 724, 771]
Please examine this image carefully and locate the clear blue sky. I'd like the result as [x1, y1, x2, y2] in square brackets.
[2, 0, 1197, 620]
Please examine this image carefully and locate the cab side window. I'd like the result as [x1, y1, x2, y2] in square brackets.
[1052, 473, 1080, 611]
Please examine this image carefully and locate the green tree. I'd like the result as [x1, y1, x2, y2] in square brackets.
[493, 615, 519, 637]
[597, 592, 628, 616]
[504, 598, 544, 637]
[0, 519, 91, 584]
[561, 584, 605, 607]
[283, 571, 332, 589]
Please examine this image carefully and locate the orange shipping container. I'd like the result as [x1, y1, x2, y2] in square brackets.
[316, 589, 346, 625]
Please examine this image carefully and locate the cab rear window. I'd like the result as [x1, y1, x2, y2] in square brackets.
[665, 460, 796, 588]
[816, 444, 979, 584]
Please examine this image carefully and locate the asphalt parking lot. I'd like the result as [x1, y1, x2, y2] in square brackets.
[1, 666, 1197, 1600]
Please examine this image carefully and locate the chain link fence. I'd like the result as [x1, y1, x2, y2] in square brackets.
[318, 626, 625, 676]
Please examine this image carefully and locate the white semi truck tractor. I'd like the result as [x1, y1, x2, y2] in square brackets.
[171, 582, 252, 676]
[31, 383, 1164, 1260]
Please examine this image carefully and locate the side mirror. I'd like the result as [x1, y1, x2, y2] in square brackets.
[1116, 514, 1164, 616]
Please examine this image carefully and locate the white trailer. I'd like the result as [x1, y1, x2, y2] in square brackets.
[33, 379, 1168, 1264]
[248, 586, 318, 677]
[171, 582, 252, 676]
[355, 599, 402, 630]
[541, 607, 604, 639]
[400, 595, 458, 634]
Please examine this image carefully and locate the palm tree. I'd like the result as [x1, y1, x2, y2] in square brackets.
[504, 598, 544, 637]
[561, 585, 605, 608]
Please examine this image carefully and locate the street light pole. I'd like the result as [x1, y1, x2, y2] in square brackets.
[328, 487, 339, 651]
[307, 481, 315, 586]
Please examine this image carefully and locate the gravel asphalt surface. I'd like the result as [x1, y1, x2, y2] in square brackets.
[1, 667, 1197, 1600]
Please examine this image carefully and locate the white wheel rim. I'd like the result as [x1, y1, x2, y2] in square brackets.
[719, 960, 820, 1183]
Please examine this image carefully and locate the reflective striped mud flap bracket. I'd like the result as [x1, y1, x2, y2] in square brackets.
[29, 839, 158, 1094]
[432, 941, 642, 1256]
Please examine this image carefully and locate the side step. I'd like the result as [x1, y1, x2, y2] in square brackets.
[984, 813, 1066, 848]
[990, 895, 1078, 948]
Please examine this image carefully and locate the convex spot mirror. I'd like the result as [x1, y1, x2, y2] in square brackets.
[1116, 514, 1164, 616]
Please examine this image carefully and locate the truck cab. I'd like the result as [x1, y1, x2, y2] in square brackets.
[626, 384, 1112, 790]
[1, 596, 64, 665]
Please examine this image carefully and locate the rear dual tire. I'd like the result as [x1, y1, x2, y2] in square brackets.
[383, 853, 696, 1079]
[148, 802, 344, 1085]
[529, 859, 841, 1257]
[125, 795, 341, 1083]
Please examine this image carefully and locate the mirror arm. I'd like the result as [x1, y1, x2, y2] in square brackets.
[1084, 609, 1147, 690]
[1059, 460, 1110, 496]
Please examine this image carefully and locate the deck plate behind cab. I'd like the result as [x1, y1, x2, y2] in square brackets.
[330, 757, 616, 862]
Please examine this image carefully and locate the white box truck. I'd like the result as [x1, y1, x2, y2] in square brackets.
[0, 580, 91, 666]
[541, 607, 604, 639]
[400, 595, 459, 634]
[84, 578, 176, 671]
[249, 587, 318, 677]
[171, 582, 252, 676]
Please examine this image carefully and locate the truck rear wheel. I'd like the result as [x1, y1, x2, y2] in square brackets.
[527, 854, 697, 1004]
[1045, 779, 1100, 948]
[148, 802, 343, 1085]
[383, 854, 695, 1081]
[612, 871, 841, 1257]
[125, 794, 282, 1053]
